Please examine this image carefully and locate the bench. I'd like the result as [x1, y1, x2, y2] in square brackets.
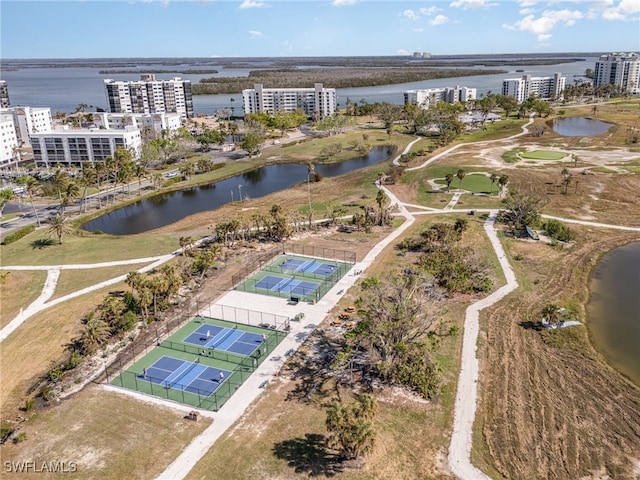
[259, 380, 269, 389]
[285, 348, 295, 357]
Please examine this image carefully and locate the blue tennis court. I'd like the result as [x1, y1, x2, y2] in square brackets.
[280, 258, 338, 276]
[140, 356, 231, 397]
[254, 274, 321, 296]
[183, 324, 265, 356]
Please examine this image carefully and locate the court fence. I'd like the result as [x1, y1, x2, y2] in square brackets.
[106, 326, 286, 411]
[232, 245, 356, 302]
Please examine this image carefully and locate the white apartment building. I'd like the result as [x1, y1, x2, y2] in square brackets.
[0, 112, 19, 167]
[404, 86, 477, 108]
[0, 81, 9, 108]
[502, 73, 566, 102]
[92, 112, 182, 136]
[594, 53, 640, 94]
[242, 83, 336, 118]
[30, 126, 141, 168]
[0, 107, 53, 167]
[104, 75, 194, 119]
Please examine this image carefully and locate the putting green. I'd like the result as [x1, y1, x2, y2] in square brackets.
[435, 174, 497, 194]
[520, 150, 567, 160]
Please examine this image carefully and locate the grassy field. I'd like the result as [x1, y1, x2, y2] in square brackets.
[0, 230, 178, 266]
[51, 262, 152, 300]
[434, 174, 496, 194]
[0, 284, 123, 412]
[1, 386, 211, 480]
[0, 270, 47, 328]
[520, 150, 568, 160]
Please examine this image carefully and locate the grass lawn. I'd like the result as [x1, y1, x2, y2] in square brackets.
[51, 262, 152, 300]
[435, 174, 496, 195]
[1, 386, 211, 480]
[0, 230, 178, 266]
[0, 270, 47, 328]
[0, 284, 122, 411]
[520, 150, 568, 160]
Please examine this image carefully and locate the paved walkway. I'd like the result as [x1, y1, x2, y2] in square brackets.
[3, 123, 639, 479]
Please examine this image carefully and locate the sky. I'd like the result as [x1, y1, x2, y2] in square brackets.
[1, 0, 639, 58]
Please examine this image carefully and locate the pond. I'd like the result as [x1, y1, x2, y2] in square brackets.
[552, 117, 613, 136]
[82, 145, 395, 235]
[586, 242, 640, 386]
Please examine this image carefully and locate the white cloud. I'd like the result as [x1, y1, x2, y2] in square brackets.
[331, 0, 358, 6]
[397, 49, 410, 55]
[430, 14, 450, 25]
[450, 0, 498, 9]
[249, 30, 264, 39]
[504, 9, 583, 40]
[600, 0, 640, 20]
[419, 6, 440, 16]
[401, 9, 419, 21]
[239, 0, 268, 9]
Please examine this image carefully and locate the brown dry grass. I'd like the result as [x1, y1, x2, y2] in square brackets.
[473, 228, 640, 480]
[0, 270, 47, 328]
[0, 284, 124, 413]
[0, 386, 211, 479]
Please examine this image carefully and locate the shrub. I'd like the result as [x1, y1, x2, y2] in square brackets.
[544, 219, 574, 242]
[1, 422, 15, 444]
[24, 398, 35, 412]
[13, 432, 27, 444]
[2, 225, 35, 245]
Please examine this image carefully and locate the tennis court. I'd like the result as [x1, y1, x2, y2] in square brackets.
[254, 275, 321, 296]
[184, 324, 265, 356]
[109, 316, 287, 411]
[279, 258, 338, 276]
[142, 356, 231, 397]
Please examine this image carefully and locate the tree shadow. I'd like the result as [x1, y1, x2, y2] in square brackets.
[31, 238, 56, 249]
[284, 330, 342, 404]
[518, 320, 545, 331]
[273, 433, 343, 477]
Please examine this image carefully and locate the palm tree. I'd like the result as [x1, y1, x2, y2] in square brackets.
[456, 168, 466, 191]
[80, 167, 97, 212]
[541, 303, 561, 325]
[78, 312, 110, 355]
[306, 163, 314, 228]
[134, 164, 147, 195]
[47, 214, 73, 244]
[17, 176, 42, 227]
[53, 169, 70, 210]
[0, 188, 14, 218]
[445, 173, 454, 192]
[62, 180, 80, 213]
[498, 175, 509, 196]
[125, 271, 145, 295]
[179, 236, 194, 256]
[179, 162, 195, 180]
[489, 173, 498, 195]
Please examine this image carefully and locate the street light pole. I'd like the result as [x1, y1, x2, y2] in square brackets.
[238, 184, 243, 202]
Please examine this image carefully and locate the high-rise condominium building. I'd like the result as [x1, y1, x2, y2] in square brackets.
[242, 83, 336, 118]
[404, 86, 476, 108]
[501, 73, 566, 103]
[104, 75, 193, 119]
[593, 53, 640, 94]
[0, 81, 9, 108]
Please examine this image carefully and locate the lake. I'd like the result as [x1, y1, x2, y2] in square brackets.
[552, 117, 613, 136]
[81, 145, 395, 235]
[586, 242, 640, 386]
